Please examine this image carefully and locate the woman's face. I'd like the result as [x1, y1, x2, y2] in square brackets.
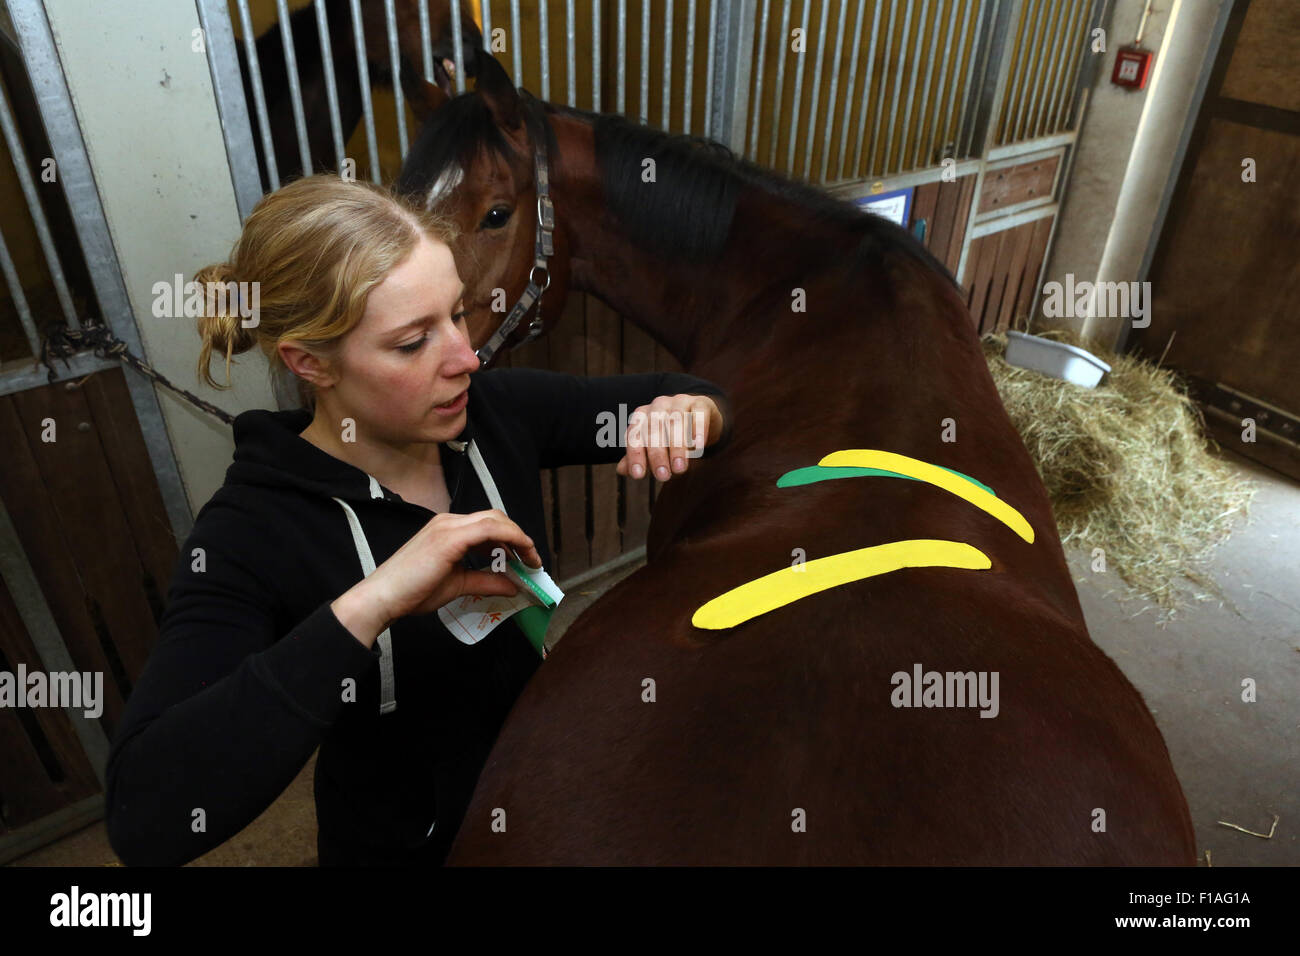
[326, 234, 480, 445]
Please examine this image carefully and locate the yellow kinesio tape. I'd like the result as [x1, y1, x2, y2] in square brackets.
[818, 449, 1035, 543]
[691, 539, 992, 630]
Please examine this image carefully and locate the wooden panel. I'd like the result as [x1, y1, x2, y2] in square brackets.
[911, 181, 940, 243]
[1143, 118, 1300, 416]
[977, 155, 1060, 213]
[585, 296, 622, 566]
[548, 295, 591, 581]
[1222, 0, 1300, 114]
[962, 215, 1056, 333]
[946, 173, 979, 276]
[995, 221, 1036, 332]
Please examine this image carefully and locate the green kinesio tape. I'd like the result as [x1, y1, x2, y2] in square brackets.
[513, 605, 553, 658]
[776, 464, 996, 496]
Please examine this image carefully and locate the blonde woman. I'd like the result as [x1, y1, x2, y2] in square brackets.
[105, 174, 732, 866]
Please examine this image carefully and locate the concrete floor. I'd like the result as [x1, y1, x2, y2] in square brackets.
[11, 449, 1297, 867]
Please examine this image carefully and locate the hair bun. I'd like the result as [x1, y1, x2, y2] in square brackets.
[194, 262, 258, 389]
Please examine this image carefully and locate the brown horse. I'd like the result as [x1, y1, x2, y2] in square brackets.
[395, 53, 1197, 865]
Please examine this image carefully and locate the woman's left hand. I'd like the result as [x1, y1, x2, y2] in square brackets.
[616, 393, 724, 482]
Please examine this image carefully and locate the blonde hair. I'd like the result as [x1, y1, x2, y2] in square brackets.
[194, 174, 460, 402]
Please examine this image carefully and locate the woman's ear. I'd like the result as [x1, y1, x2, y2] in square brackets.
[280, 341, 337, 389]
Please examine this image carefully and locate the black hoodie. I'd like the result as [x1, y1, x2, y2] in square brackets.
[104, 365, 732, 866]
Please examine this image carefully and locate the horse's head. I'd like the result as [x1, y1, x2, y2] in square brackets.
[397, 50, 572, 367]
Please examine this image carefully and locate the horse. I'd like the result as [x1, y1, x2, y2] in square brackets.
[236, 0, 481, 190]
[394, 52, 1198, 865]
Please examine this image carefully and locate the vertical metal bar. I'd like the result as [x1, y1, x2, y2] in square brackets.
[882, 0, 914, 176]
[482, 0, 493, 51]
[235, 0, 280, 189]
[832, 0, 867, 180]
[924, 0, 959, 166]
[313, 0, 346, 169]
[0, 226, 39, 355]
[683, 0, 698, 134]
[709, 0, 756, 152]
[748, 0, 773, 158]
[1028, 0, 1069, 140]
[450, 0, 467, 94]
[1012, 0, 1049, 143]
[511, 0, 524, 85]
[911, 0, 947, 169]
[801, 0, 831, 180]
[419, 0, 436, 82]
[816, 0, 848, 182]
[618, 0, 628, 113]
[1051, 0, 1093, 132]
[1040, 0, 1084, 138]
[663, 0, 675, 129]
[896, 0, 929, 173]
[850, 0, 884, 177]
[768, 0, 793, 167]
[704, 0, 719, 138]
[348, 0, 381, 183]
[566, 0, 577, 106]
[938, 0, 974, 161]
[0, 80, 77, 327]
[953, 0, 991, 158]
[640, 0, 650, 124]
[275, 0, 313, 174]
[592, 0, 602, 112]
[540, 0, 552, 101]
[866, 0, 899, 176]
[384, 0, 409, 158]
[784, 0, 810, 173]
[7, 0, 193, 543]
[196, 0, 262, 218]
[1066, 0, 1105, 129]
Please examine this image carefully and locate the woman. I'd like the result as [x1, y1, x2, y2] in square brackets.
[104, 174, 732, 866]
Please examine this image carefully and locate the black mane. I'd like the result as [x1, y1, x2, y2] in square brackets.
[397, 92, 956, 289]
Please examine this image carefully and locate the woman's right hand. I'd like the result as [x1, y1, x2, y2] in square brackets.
[332, 509, 542, 646]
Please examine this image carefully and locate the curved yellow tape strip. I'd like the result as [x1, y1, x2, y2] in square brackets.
[691, 539, 992, 630]
[818, 449, 1035, 543]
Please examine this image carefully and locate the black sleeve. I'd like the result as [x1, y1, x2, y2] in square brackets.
[487, 367, 735, 469]
[104, 501, 379, 866]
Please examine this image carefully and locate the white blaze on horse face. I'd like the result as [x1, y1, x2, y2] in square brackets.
[424, 164, 464, 209]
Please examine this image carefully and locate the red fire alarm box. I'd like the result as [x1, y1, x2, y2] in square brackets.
[1111, 45, 1153, 89]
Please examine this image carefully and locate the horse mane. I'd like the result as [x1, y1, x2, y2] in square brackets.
[396, 91, 956, 290]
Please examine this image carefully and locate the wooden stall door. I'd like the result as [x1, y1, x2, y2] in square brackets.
[1140, 0, 1300, 480]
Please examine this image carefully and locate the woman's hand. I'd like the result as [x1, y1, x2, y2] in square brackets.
[615, 393, 724, 483]
[332, 509, 541, 646]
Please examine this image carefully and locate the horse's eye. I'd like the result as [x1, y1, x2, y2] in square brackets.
[480, 206, 512, 230]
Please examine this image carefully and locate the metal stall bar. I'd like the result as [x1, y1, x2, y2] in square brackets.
[540, 0, 551, 101]
[419, 0, 436, 83]
[639, 0, 648, 123]
[911, 0, 946, 170]
[1011, 0, 1050, 143]
[662, 0, 674, 128]
[1039, 0, 1085, 138]
[882, 0, 914, 175]
[1060, 0, 1099, 131]
[511, 0, 523, 85]
[709, 0, 756, 153]
[926, 0, 962, 165]
[0, 74, 77, 328]
[784, 0, 810, 173]
[0, 224, 38, 356]
[617, 0, 627, 113]
[1025, 0, 1066, 140]
[196, 0, 262, 220]
[831, 0, 868, 181]
[233, 0, 279, 190]
[481, 0, 492, 58]
[800, 0, 830, 180]
[591, 0, 600, 112]
[849, 0, 884, 178]
[8, 0, 193, 543]
[385, 0, 409, 159]
[954, 0, 1019, 284]
[274, 0, 313, 174]
[684, 0, 697, 134]
[896, 0, 930, 173]
[704, 0, 718, 138]
[747, 0, 772, 159]
[954, 0, 993, 158]
[937, 0, 974, 160]
[313, 0, 346, 169]
[816, 0, 849, 182]
[565, 0, 576, 106]
[348, 0, 382, 183]
[866, 0, 900, 176]
[450, 0, 467, 94]
[767, 0, 793, 167]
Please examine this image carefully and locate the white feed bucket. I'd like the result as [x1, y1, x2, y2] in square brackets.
[1003, 330, 1112, 388]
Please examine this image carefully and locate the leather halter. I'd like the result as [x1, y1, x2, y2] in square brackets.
[474, 96, 555, 366]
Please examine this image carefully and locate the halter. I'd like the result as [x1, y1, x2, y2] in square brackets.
[474, 95, 555, 366]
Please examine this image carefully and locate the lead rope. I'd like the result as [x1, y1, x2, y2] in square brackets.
[331, 495, 398, 714]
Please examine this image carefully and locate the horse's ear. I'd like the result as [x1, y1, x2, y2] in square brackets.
[400, 55, 449, 124]
[472, 47, 522, 130]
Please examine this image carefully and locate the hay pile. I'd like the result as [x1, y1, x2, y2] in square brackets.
[981, 327, 1255, 616]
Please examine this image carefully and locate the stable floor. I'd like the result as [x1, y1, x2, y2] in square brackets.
[11, 449, 1297, 867]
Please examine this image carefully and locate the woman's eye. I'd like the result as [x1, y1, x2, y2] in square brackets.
[480, 206, 512, 230]
[397, 334, 427, 354]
